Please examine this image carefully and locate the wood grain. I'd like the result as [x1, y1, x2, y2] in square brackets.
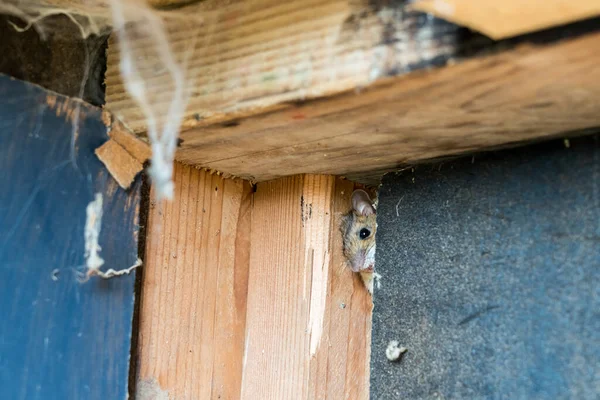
[241, 175, 372, 399]
[104, 0, 482, 134]
[138, 163, 252, 399]
[171, 31, 600, 184]
[138, 168, 372, 399]
[12, 0, 600, 186]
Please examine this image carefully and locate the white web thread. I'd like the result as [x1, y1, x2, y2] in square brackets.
[3, 1, 193, 200]
[109, 0, 188, 200]
[78, 193, 142, 282]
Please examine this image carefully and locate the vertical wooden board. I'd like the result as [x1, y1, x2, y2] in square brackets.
[0, 74, 141, 399]
[324, 180, 356, 400]
[328, 180, 373, 400]
[212, 177, 252, 400]
[137, 163, 252, 400]
[241, 176, 308, 399]
[344, 275, 373, 399]
[241, 175, 372, 399]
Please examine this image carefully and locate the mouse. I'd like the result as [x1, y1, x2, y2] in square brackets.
[340, 189, 378, 294]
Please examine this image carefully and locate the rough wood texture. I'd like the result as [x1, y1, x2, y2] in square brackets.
[138, 166, 372, 399]
[170, 31, 600, 184]
[9, 0, 599, 185]
[104, 0, 486, 134]
[242, 175, 372, 399]
[138, 163, 252, 399]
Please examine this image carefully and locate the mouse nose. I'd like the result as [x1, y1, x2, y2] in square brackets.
[351, 252, 366, 272]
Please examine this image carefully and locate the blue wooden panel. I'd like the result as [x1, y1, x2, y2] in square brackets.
[0, 75, 140, 399]
[372, 135, 599, 399]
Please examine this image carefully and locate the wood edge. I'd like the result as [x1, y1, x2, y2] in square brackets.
[95, 139, 144, 189]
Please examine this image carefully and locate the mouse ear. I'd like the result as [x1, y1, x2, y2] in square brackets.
[352, 189, 376, 216]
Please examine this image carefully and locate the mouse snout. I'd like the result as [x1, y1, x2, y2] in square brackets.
[350, 251, 366, 272]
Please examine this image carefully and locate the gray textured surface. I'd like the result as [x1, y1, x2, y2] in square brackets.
[371, 135, 600, 399]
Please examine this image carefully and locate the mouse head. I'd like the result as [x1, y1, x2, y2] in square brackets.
[341, 189, 377, 273]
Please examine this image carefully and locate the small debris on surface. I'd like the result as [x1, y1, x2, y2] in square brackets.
[395, 196, 404, 217]
[340, 303, 346, 309]
[373, 272, 383, 289]
[51, 269, 60, 281]
[386, 340, 407, 362]
[564, 138, 571, 148]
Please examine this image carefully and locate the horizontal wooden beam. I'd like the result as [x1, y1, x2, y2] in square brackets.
[168, 31, 600, 184]
[104, 0, 482, 135]
[6, 1, 599, 185]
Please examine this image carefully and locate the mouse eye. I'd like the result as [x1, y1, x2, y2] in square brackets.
[359, 228, 371, 239]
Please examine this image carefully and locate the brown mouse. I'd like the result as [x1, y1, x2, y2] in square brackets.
[341, 189, 377, 293]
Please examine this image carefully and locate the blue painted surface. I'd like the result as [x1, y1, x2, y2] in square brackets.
[0, 75, 140, 400]
[372, 136, 600, 399]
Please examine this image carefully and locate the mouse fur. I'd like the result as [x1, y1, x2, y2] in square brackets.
[341, 189, 377, 293]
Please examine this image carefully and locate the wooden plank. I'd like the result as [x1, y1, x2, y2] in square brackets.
[137, 163, 252, 399]
[100, 0, 597, 136]
[9, 1, 600, 185]
[170, 31, 600, 184]
[104, 0, 486, 135]
[0, 74, 141, 399]
[138, 169, 372, 399]
[241, 175, 372, 399]
[4, 0, 596, 125]
[412, 0, 600, 40]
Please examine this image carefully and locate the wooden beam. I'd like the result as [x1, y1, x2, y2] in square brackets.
[168, 31, 600, 184]
[98, 0, 596, 135]
[137, 163, 252, 399]
[138, 164, 372, 399]
[104, 0, 487, 134]
[242, 175, 372, 399]
[7, 1, 600, 185]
